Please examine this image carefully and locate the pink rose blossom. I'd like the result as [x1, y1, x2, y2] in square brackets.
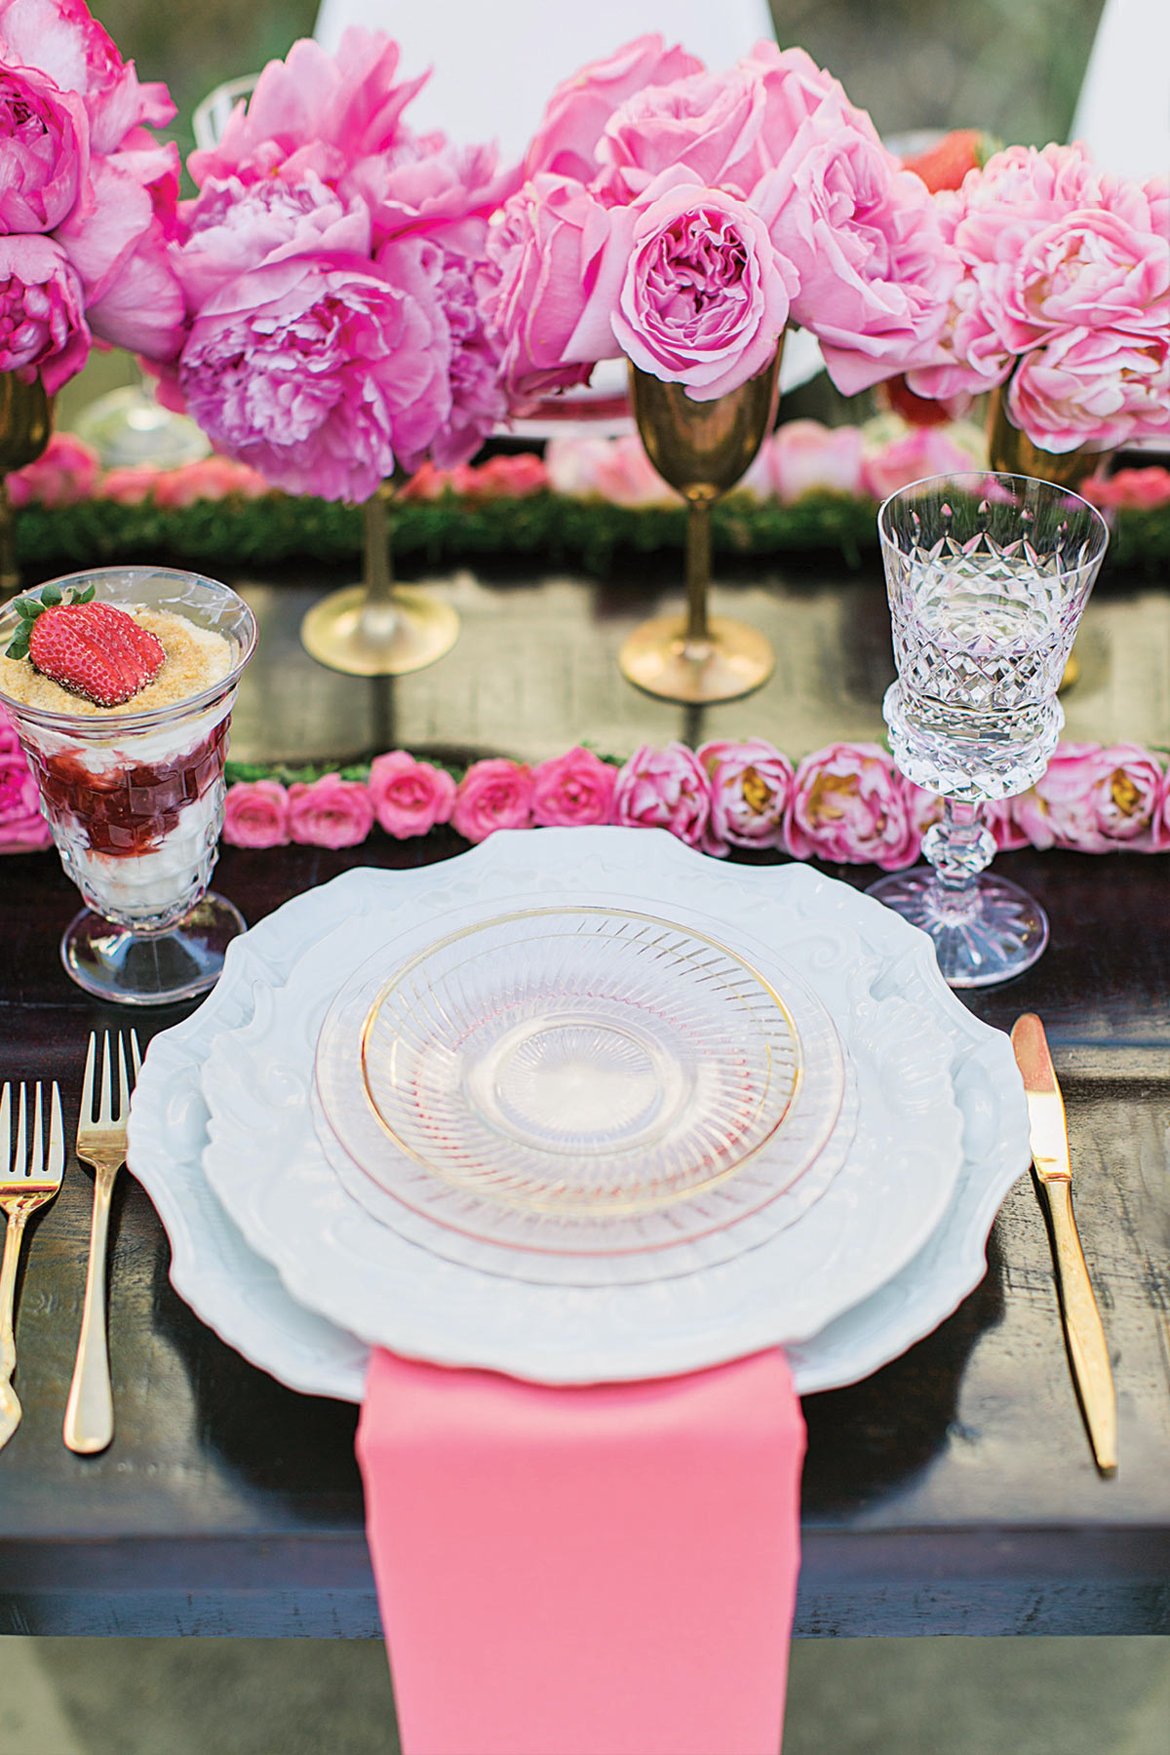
[786, 742, 918, 868]
[0, 714, 51, 852]
[6, 431, 98, 507]
[596, 68, 771, 205]
[766, 419, 865, 502]
[222, 780, 291, 849]
[0, 0, 175, 155]
[523, 35, 702, 184]
[861, 420, 985, 501]
[612, 742, 712, 848]
[991, 207, 1169, 355]
[606, 173, 796, 400]
[699, 738, 793, 854]
[286, 772, 374, 848]
[530, 746, 617, 827]
[368, 750, 456, 839]
[544, 433, 672, 506]
[0, 63, 88, 233]
[451, 758, 533, 841]
[1010, 743, 1167, 853]
[98, 464, 159, 504]
[151, 456, 271, 508]
[1083, 467, 1170, 512]
[1007, 327, 1170, 453]
[176, 250, 451, 501]
[471, 453, 548, 499]
[0, 234, 89, 391]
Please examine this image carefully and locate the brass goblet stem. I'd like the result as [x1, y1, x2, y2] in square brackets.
[684, 498, 713, 646]
[0, 375, 52, 596]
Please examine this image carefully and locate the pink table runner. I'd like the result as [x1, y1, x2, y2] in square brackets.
[358, 1347, 806, 1755]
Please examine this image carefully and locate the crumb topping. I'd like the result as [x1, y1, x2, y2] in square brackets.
[0, 607, 233, 717]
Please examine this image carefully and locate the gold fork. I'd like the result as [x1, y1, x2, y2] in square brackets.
[64, 1030, 140, 1456]
[1, 1082, 66, 1451]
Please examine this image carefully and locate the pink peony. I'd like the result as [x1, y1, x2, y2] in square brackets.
[0, 63, 88, 233]
[990, 207, 1169, 355]
[0, 233, 89, 392]
[612, 742, 712, 847]
[530, 746, 617, 827]
[352, 135, 516, 259]
[1010, 743, 1167, 853]
[0, 713, 51, 852]
[1084, 467, 1170, 512]
[479, 174, 618, 410]
[523, 35, 702, 184]
[6, 430, 98, 507]
[176, 250, 451, 501]
[606, 172, 796, 400]
[368, 750, 455, 839]
[861, 419, 984, 501]
[222, 780, 291, 849]
[425, 248, 507, 467]
[698, 738, 793, 854]
[766, 419, 865, 502]
[286, 772, 374, 848]
[544, 433, 672, 506]
[1007, 326, 1170, 453]
[175, 170, 371, 310]
[451, 758, 533, 841]
[786, 742, 918, 868]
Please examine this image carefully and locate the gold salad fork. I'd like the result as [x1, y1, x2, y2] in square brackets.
[1, 1082, 65, 1451]
[64, 1030, 140, 1456]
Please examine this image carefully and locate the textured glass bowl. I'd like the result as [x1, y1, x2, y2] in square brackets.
[314, 907, 850, 1275]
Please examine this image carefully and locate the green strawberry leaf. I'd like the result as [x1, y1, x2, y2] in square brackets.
[39, 584, 62, 607]
[71, 584, 95, 604]
[5, 632, 30, 660]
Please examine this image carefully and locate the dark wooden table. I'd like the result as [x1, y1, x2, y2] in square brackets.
[1, 564, 1168, 1639]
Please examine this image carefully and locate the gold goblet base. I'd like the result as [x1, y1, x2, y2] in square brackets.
[301, 585, 459, 677]
[619, 614, 774, 704]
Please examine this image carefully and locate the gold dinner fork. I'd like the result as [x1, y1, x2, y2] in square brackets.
[64, 1030, 140, 1456]
[1, 1082, 65, 1451]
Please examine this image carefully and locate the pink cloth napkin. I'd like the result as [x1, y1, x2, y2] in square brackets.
[357, 1347, 806, 1755]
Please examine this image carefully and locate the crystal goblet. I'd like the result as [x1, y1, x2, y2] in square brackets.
[867, 472, 1108, 988]
[0, 568, 257, 1005]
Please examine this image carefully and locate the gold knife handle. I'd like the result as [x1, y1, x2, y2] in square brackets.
[1041, 1176, 1118, 1473]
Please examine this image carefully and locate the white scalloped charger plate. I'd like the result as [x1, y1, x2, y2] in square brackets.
[127, 829, 1030, 1395]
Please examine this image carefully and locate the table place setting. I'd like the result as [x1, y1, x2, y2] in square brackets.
[0, 4, 1164, 1750]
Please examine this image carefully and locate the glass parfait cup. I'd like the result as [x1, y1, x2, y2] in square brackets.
[868, 473, 1108, 988]
[0, 567, 257, 1005]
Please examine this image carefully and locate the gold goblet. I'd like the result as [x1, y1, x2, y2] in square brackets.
[620, 342, 783, 704]
[300, 481, 460, 677]
[0, 375, 52, 595]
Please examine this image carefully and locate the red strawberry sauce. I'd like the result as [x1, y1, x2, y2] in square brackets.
[27, 720, 229, 856]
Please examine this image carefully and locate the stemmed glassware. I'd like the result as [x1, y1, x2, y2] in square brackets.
[868, 472, 1109, 988]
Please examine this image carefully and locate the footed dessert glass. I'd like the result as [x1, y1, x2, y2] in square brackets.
[0, 568, 257, 1004]
[868, 473, 1108, 987]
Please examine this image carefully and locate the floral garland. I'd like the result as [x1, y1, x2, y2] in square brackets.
[3, 721, 1168, 861]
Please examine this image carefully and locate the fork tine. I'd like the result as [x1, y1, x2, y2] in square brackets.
[97, 1031, 113, 1128]
[0, 1085, 9, 1177]
[30, 1083, 43, 1179]
[129, 1029, 142, 1083]
[80, 1032, 97, 1129]
[14, 1085, 26, 1180]
[47, 1084, 64, 1182]
[115, 1033, 130, 1122]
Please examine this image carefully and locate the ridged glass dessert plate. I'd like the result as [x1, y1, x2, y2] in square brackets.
[313, 905, 851, 1281]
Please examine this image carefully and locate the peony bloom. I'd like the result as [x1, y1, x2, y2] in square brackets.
[0, 63, 88, 233]
[426, 249, 508, 467]
[0, 234, 89, 392]
[6, 430, 98, 507]
[1010, 743, 1167, 853]
[530, 746, 617, 827]
[175, 170, 371, 310]
[176, 250, 451, 502]
[786, 742, 918, 868]
[222, 780, 291, 849]
[766, 419, 865, 502]
[861, 417, 985, 500]
[607, 171, 796, 400]
[524, 34, 702, 184]
[368, 750, 456, 839]
[1007, 326, 1170, 454]
[0, 712, 51, 851]
[544, 432, 672, 506]
[1083, 467, 1170, 512]
[612, 742, 712, 847]
[286, 773, 374, 848]
[699, 738, 793, 854]
[451, 758, 533, 841]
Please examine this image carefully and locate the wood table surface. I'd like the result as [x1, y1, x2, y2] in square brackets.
[0, 563, 1167, 1639]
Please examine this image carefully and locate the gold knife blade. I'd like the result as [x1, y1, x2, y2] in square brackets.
[1011, 1013, 1117, 1474]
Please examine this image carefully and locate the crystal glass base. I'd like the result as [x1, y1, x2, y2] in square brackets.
[866, 868, 1048, 989]
[61, 893, 247, 1005]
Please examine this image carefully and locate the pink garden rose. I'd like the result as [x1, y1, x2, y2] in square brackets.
[606, 172, 796, 399]
[0, 712, 51, 851]
[0, 63, 87, 233]
[1010, 743, 1167, 853]
[698, 738, 793, 854]
[286, 773, 374, 848]
[530, 746, 617, 827]
[368, 750, 456, 839]
[861, 419, 984, 500]
[151, 455, 271, 508]
[451, 758, 533, 841]
[0, 234, 89, 391]
[176, 250, 450, 501]
[222, 780, 291, 849]
[523, 35, 702, 184]
[6, 430, 97, 507]
[544, 433, 672, 506]
[1083, 467, 1170, 512]
[765, 419, 865, 502]
[471, 453, 549, 499]
[0, 0, 175, 154]
[1007, 327, 1170, 454]
[612, 742, 712, 847]
[97, 463, 161, 504]
[786, 742, 918, 868]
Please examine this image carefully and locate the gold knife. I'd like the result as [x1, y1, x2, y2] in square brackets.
[1011, 1013, 1117, 1474]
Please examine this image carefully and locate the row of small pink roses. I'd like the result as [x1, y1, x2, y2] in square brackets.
[222, 739, 1170, 863]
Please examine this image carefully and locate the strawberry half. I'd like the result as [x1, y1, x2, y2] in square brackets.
[6, 586, 165, 707]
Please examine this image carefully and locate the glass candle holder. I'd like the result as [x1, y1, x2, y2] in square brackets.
[0, 567, 257, 1005]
